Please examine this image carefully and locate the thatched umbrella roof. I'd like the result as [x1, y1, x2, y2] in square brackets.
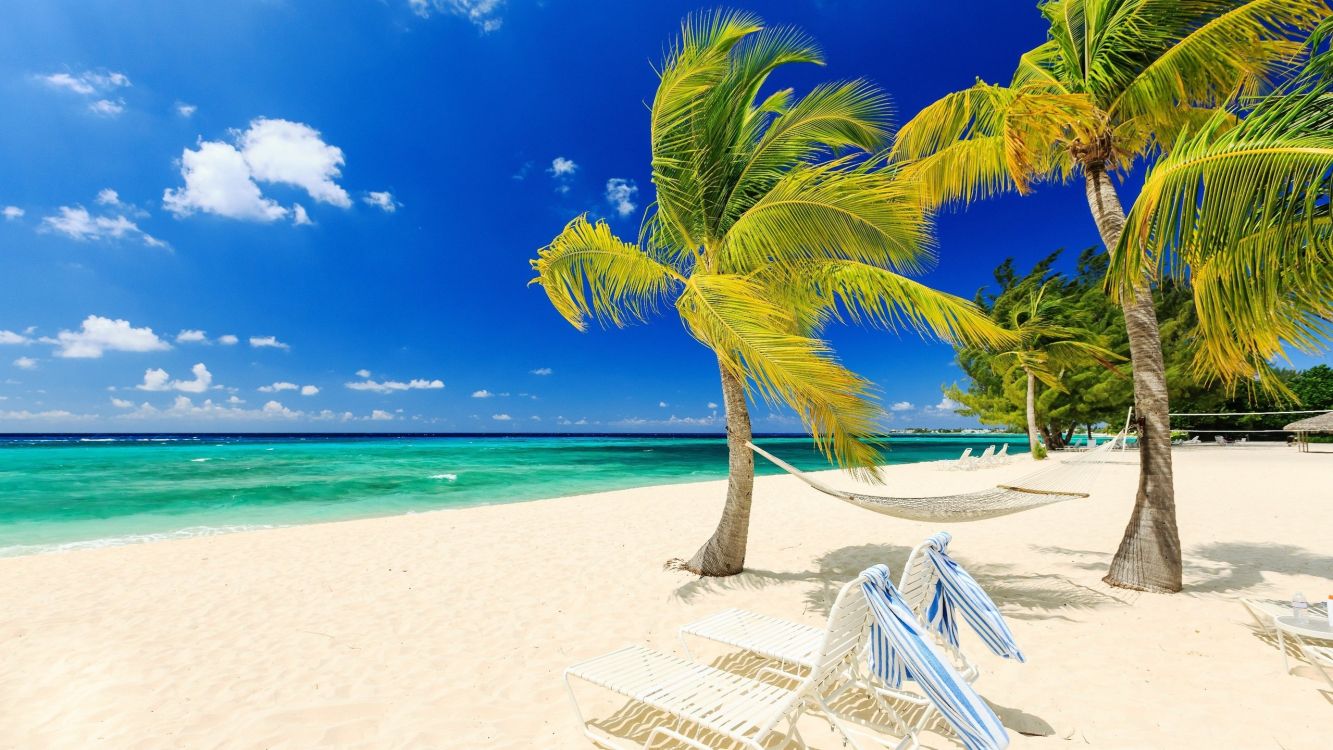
[1285, 412, 1333, 432]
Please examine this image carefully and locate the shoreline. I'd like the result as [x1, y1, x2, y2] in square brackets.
[2, 445, 1329, 748]
[0, 435, 1037, 559]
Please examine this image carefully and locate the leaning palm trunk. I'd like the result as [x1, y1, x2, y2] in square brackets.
[672, 362, 755, 575]
[1084, 166, 1182, 593]
[1024, 371, 1042, 459]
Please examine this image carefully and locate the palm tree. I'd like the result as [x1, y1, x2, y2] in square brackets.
[529, 10, 1010, 577]
[890, 0, 1328, 592]
[1107, 26, 1333, 397]
[992, 281, 1124, 458]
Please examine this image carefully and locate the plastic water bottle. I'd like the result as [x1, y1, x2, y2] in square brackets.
[1292, 592, 1309, 621]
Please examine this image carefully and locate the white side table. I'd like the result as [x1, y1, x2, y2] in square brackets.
[1274, 615, 1333, 675]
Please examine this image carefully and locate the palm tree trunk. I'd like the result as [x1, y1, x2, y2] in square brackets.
[1083, 164, 1183, 593]
[1025, 371, 1042, 458]
[669, 359, 754, 576]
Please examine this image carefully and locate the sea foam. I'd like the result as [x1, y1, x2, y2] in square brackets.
[0, 524, 282, 558]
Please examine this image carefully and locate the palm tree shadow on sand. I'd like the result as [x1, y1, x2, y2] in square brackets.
[673, 543, 1125, 620]
[1032, 541, 1333, 595]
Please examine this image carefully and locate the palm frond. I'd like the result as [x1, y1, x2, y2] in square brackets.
[1109, 86, 1333, 386]
[530, 216, 684, 331]
[719, 155, 933, 274]
[789, 260, 1018, 349]
[676, 273, 884, 475]
[722, 80, 892, 226]
[891, 82, 1090, 205]
[650, 9, 764, 249]
[1106, 0, 1328, 131]
[694, 25, 826, 241]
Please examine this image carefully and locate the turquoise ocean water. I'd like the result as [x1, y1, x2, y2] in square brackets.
[0, 433, 1029, 557]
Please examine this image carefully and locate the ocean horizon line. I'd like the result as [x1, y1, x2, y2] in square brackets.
[0, 430, 1026, 440]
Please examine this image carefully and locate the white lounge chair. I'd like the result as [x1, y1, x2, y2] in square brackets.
[565, 572, 906, 750]
[679, 534, 1003, 696]
[952, 447, 974, 470]
[994, 444, 1010, 464]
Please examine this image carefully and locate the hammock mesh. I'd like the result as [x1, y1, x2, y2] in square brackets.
[748, 436, 1123, 523]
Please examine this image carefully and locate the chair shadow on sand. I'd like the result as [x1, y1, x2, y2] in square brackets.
[587, 647, 1057, 749]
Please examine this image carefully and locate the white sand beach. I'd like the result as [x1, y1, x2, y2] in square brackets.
[1, 445, 1329, 749]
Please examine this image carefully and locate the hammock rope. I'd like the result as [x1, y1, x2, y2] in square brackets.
[747, 436, 1124, 523]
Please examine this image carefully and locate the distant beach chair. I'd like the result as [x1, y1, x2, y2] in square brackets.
[974, 444, 996, 468]
[1185, 436, 1202, 445]
[1214, 435, 1229, 445]
[952, 447, 974, 470]
[994, 443, 1010, 464]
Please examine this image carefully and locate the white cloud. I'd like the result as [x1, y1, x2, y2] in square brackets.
[174, 364, 213, 393]
[707, 402, 718, 409]
[934, 397, 960, 411]
[41, 206, 165, 248]
[2, 206, 23, 220]
[492, 413, 511, 421]
[613, 413, 720, 427]
[227, 395, 245, 404]
[137, 363, 212, 393]
[95, 189, 121, 206]
[345, 377, 445, 394]
[0, 330, 32, 345]
[891, 401, 914, 412]
[0, 408, 89, 421]
[249, 335, 289, 350]
[176, 329, 207, 343]
[605, 178, 639, 218]
[41, 72, 96, 95]
[13, 357, 37, 370]
[369, 409, 395, 421]
[52, 315, 170, 358]
[262, 400, 299, 417]
[292, 204, 312, 226]
[364, 191, 398, 212]
[530, 367, 553, 376]
[40, 70, 130, 96]
[217, 334, 239, 345]
[164, 118, 356, 224]
[659, 401, 668, 408]
[88, 99, 125, 117]
[164, 139, 288, 222]
[471, 389, 493, 398]
[411, 0, 505, 32]
[300, 385, 319, 396]
[548, 157, 577, 177]
[114, 395, 311, 422]
[239, 118, 351, 207]
[111, 397, 134, 408]
[138, 368, 171, 391]
[355, 369, 371, 378]
[258, 382, 299, 393]
[175, 102, 197, 118]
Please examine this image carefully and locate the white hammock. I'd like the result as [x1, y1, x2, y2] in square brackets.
[747, 436, 1123, 523]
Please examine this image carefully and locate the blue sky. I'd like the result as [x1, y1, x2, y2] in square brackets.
[0, 0, 1327, 433]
